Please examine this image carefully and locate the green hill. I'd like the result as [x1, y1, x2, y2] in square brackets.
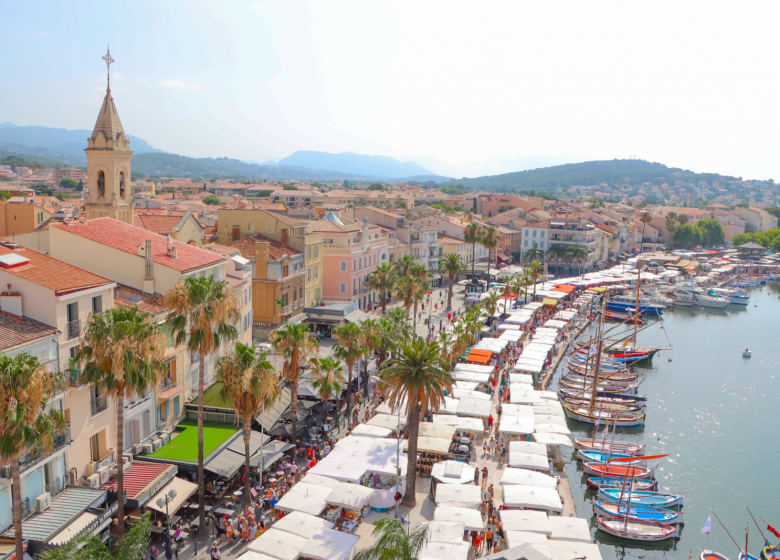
[453, 159, 739, 192]
[0, 151, 66, 168]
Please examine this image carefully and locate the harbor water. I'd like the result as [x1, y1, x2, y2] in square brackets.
[551, 283, 780, 560]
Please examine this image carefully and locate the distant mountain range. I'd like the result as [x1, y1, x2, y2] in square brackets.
[277, 151, 438, 179]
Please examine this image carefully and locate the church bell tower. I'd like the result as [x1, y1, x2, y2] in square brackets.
[84, 47, 134, 225]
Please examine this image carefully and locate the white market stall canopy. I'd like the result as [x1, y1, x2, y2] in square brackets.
[547, 516, 592, 543]
[438, 397, 460, 415]
[509, 441, 548, 457]
[366, 413, 406, 431]
[146, 477, 197, 514]
[501, 404, 535, 417]
[375, 399, 408, 416]
[325, 482, 375, 510]
[453, 371, 491, 384]
[452, 389, 491, 401]
[532, 433, 573, 447]
[502, 485, 563, 513]
[498, 416, 535, 435]
[247, 529, 307, 560]
[430, 460, 476, 485]
[503, 316, 531, 325]
[533, 415, 567, 427]
[457, 397, 493, 417]
[535, 423, 572, 435]
[431, 415, 484, 432]
[497, 323, 521, 331]
[547, 541, 603, 560]
[454, 363, 494, 373]
[419, 541, 470, 560]
[508, 452, 551, 471]
[434, 506, 486, 530]
[543, 320, 569, 329]
[420, 520, 466, 543]
[498, 331, 523, 342]
[351, 424, 393, 438]
[434, 483, 482, 506]
[512, 363, 544, 375]
[510, 390, 542, 404]
[532, 404, 565, 418]
[404, 436, 452, 455]
[272, 511, 335, 538]
[499, 467, 558, 490]
[300, 529, 361, 560]
[506, 530, 551, 549]
[499, 509, 553, 534]
[509, 374, 534, 384]
[275, 482, 332, 515]
[418, 422, 458, 440]
[454, 381, 478, 391]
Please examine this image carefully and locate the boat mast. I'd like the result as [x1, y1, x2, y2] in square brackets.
[634, 259, 644, 346]
[588, 295, 607, 414]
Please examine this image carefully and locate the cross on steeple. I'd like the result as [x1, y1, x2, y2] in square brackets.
[102, 45, 115, 92]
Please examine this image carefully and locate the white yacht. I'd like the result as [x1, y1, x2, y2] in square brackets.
[709, 287, 749, 305]
[675, 284, 729, 309]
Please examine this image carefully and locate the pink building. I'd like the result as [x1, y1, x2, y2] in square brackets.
[307, 214, 389, 310]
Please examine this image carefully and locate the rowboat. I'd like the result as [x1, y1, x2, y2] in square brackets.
[702, 550, 730, 560]
[760, 542, 779, 560]
[566, 363, 636, 380]
[561, 399, 645, 414]
[597, 516, 679, 541]
[738, 553, 761, 560]
[594, 500, 684, 524]
[563, 403, 646, 427]
[574, 438, 645, 454]
[582, 461, 654, 478]
[579, 450, 646, 464]
[586, 477, 657, 491]
[598, 488, 683, 508]
[560, 388, 646, 404]
[562, 374, 640, 388]
[558, 378, 637, 395]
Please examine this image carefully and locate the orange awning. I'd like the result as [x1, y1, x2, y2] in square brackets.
[542, 298, 558, 306]
[466, 354, 491, 364]
[554, 285, 576, 293]
[470, 349, 494, 357]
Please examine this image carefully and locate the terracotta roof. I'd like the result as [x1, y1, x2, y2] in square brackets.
[437, 233, 465, 244]
[136, 214, 185, 235]
[264, 210, 310, 227]
[0, 242, 112, 295]
[230, 234, 301, 260]
[203, 243, 241, 257]
[50, 218, 225, 273]
[306, 220, 363, 233]
[0, 311, 59, 351]
[226, 275, 248, 290]
[115, 285, 167, 316]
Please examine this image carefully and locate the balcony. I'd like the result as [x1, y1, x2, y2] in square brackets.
[282, 304, 292, 315]
[159, 378, 185, 400]
[91, 393, 109, 416]
[17, 425, 71, 474]
[67, 319, 81, 340]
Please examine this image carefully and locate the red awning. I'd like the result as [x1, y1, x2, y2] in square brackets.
[470, 349, 494, 357]
[554, 285, 576, 293]
[466, 354, 491, 364]
[102, 460, 175, 502]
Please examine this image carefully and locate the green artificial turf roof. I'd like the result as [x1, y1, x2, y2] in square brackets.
[148, 420, 238, 463]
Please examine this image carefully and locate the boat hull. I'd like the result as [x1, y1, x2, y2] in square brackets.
[583, 462, 654, 478]
[586, 477, 657, 491]
[598, 488, 683, 508]
[702, 550, 731, 560]
[696, 295, 730, 309]
[574, 439, 645, 454]
[597, 516, 679, 541]
[594, 500, 684, 524]
[564, 405, 646, 427]
[606, 301, 665, 315]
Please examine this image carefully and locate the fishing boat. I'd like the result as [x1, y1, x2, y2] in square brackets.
[743, 349, 752, 358]
[579, 450, 646, 464]
[738, 553, 761, 560]
[760, 542, 779, 560]
[606, 295, 666, 316]
[574, 438, 645, 454]
[560, 388, 647, 404]
[562, 373, 640, 388]
[597, 516, 679, 541]
[586, 477, 657, 491]
[561, 398, 645, 414]
[604, 310, 646, 324]
[563, 403, 646, 427]
[558, 378, 637, 395]
[565, 365, 638, 381]
[709, 287, 750, 305]
[582, 461, 654, 478]
[702, 551, 731, 560]
[594, 500, 685, 524]
[598, 488, 683, 508]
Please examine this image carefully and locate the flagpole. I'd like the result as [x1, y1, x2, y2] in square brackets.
[712, 510, 745, 554]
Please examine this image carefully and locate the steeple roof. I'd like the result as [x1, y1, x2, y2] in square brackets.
[90, 89, 130, 150]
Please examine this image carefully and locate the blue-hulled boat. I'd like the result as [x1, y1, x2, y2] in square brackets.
[594, 500, 685, 524]
[579, 450, 645, 464]
[598, 488, 684, 508]
[586, 476, 657, 491]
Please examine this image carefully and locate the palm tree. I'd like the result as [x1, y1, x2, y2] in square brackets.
[165, 276, 240, 534]
[393, 254, 417, 279]
[568, 244, 588, 276]
[665, 212, 679, 249]
[0, 353, 65, 560]
[359, 319, 381, 398]
[309, 356, 345, 425]
[353, 518, 430, 560]
[524, 243, 544, 263]
[78, 307, 167, 538]
[639, 211, 653, 254]
[379, 337, 453, 506]
[270, 323, 319, 443]
[333, 322, 365, 425]
[464, 222, 483, 281]
[481, 226, 499, 283]
[217, 343, 279, 503]
[409, 264, 430, 333]
[438, 253, 466, 311]
[483, 291, 501, 322]
[547, 244, 568, 275]
[375, 311, 411, 361]
[368, 263, 395, 314]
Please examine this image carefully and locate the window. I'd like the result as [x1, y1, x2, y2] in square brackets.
[307, 268, 312, 282]
[341, 261, 346, 272]
[540, 231, 545, 238]
[532, 230, 537, 238]
[173, 396, 180, 416]
[92, 295, 102, 314]
[524, 240, 528, 247]
[340, 282, 346, 293]
[38, 212, 44, 222]
[315, 246, 319, 258]
[282, 264, 289, 277]
[353, 260, 357, 272]
[300, 287, 303, 299]
[306, 247, 311, 260]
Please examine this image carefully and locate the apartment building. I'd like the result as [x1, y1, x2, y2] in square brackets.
[47, 218, 242, 434]
[134, 210, 205, 246]
[307, 214, 389, 310]
[0, 199, 52, 238]
[229, 234, 306, 333]
[0, 240, 118, 484]
[732, 206, 778, 232]
[217, 209, 323, 308]
[547, 216, 602, 274]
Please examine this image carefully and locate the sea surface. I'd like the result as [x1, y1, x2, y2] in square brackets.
[551, 283, 780, 560]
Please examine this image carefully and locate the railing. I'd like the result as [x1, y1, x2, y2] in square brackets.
[91, 393, 109, 416]
[46, 477, 63, 498]
[18, 425, 71, 474]
[161, 377, 177, 391]
[67, 319, 81, 340]
[191, 351, 200, 365]
[20, 498, 30, 518]
[282, 304, 292, 315]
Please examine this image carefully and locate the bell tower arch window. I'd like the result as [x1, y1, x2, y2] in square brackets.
[119, 172, 125, 198]
[97, 171, 105, 198]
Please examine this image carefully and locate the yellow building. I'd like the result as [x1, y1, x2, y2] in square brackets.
[217, 208, 323, 307]
[0, 200, 52, 237]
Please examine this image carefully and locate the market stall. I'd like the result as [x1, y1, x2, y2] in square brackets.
[499, 509, 553, 535]
[498, 415, 535, 435]
[366, 413, 406, 431]
[433, 506, 485, 530]
[350, 424, 394, 438]
[247, 529, 307, 560]
[420, 520, 467, 543]
[324, 483, 375, 533]
[273, 511, 335, 538]
[502, 484, 563, 513]
[532, 433, 573, 448]
[456, 397, 492, 417]
[433, 483, 482, 508]
[547, 541, 603, 560]
[299, 529, 360, 560]
[499, 467, 559, 489]
[508, 451, 552, 471]
[547, 516, 592, 543]
[418, 541, 470, 560]
[274, 482, 332, 516]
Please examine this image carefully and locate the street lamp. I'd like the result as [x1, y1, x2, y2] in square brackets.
[156, 488, 179, 560]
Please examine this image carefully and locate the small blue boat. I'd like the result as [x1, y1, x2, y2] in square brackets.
[579, 450, 643, 464]
[586, 477, 657, 491]
[594, 500, 685, 524]
[598, 488, 684, 508]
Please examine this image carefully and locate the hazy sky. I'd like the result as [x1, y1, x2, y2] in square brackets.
[2, 1, 779, 180]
